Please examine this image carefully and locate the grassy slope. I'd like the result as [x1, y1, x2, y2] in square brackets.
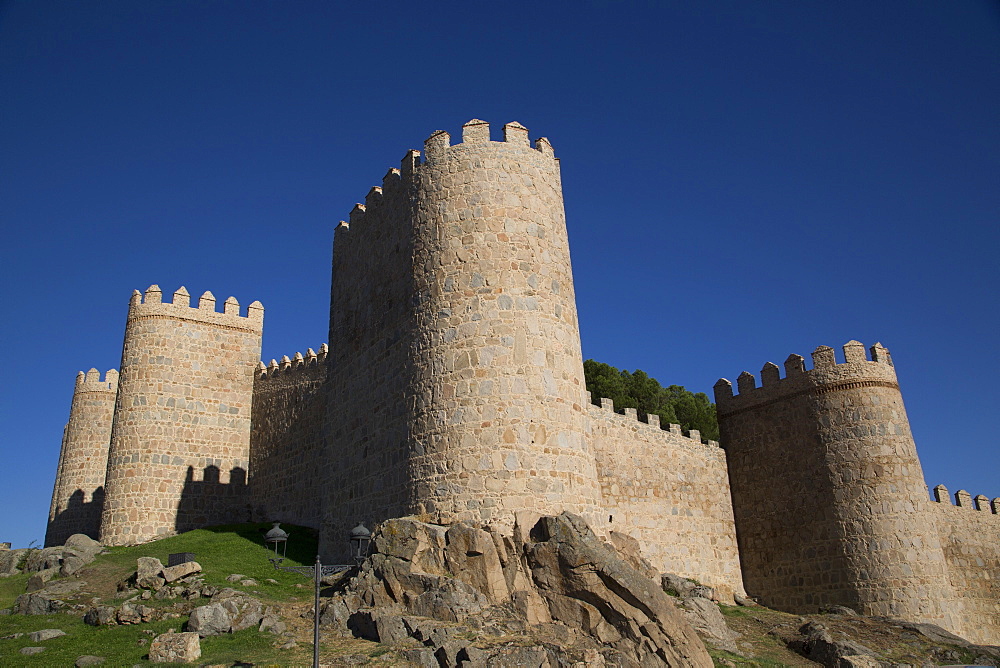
[0, 523, 327, 666]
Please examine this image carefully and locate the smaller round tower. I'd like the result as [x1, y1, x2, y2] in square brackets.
[45, 368, 118, 546]
[100, 285, 263, 545]
[714, 341, 962, 635]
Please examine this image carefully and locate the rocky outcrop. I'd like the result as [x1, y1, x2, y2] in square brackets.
[322, 512, 712, 667]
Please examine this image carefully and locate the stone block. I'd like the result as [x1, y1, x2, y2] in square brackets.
[148, 632, 201, 663]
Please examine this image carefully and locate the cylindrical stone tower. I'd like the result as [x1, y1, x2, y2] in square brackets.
[714, 341, 963, 635]
[407, 120, 603, 527]
[100, 285, 263, 545]
[45, 368, 118, 546]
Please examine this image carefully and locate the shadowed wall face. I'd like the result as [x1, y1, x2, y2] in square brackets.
[249, 350, 328, 529]
[716, 343, 962, 638]
[46, 368, 117, 546]
[100, 287, 262, 545]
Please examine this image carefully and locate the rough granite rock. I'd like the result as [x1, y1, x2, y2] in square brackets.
[20, 646, 45, 655]
[26, 567, 59, 592]
[795, 621, 878, 668]
[136, 557, 165, 590]
[0, 548, 30, 575]
[75, 656, 106, 666]
[259, 606, 286, 634]
[326, 512, 712, 667]
[14, 592, 60, 615]
[29, 628, 67, 641]
[148, 632, 201, 663]
[161, 561, 201, 583]
[679, 596, 741, 653]
[527, 513, 713, 667]
[187, 603, 232, 636]
[84, 605, 117, 626]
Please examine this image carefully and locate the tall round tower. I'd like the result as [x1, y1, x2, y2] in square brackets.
[100, 285, 263, 545]
[407, 120, 603, 526]
[45, 368, 118, 546]
[714, 341, 962, 634]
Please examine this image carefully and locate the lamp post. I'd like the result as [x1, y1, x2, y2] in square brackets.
[266, 522, 371, 668]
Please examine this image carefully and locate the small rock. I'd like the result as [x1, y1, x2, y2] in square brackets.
[821, 605, 859, 616]
[225, 573, 245, 582]
[238, 578, 258, 587]
[136, 557, 165, 590]
[661, 573, 698, 598]
[188, 602, 232, 636]
[75, 656, 106, 666]
[29, 628, 67, 641]
[734, 593, 757, 607]
[265, 578, 279, 585]
[148, 632, 201, 663]
[278, 639, 297, 650]
[84, 605, 117, 626]
[21, 646, 46, 655]
[259, 606, 286, 634]
[162, 561, 202, 583]
[26, 567, 59, 592]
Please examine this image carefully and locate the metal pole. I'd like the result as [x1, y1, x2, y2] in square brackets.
[313, 554, 321, 668]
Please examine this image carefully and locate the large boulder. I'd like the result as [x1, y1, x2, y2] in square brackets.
[14, 592, 61, 615]
[23, 547, 67, 573]
[526, 513, 713, 667]
[148, 632, 201, 663]
[326, 512, 712, 667]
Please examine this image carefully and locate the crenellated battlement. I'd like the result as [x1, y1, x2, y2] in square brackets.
[931, 484, 1000, 514]
[586, 391, 720, 449]
[257, 343, 328, 380]
[75, 368, 119, 392]
[422, 119, 556, 163]
[127, 284, 263, 332]
[714, 340, 898, 415]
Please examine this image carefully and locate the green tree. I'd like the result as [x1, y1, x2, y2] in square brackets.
[583, 359, 719, 441]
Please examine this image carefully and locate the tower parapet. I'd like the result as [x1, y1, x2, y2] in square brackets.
[45, 368, 118, 546]
[714, 341, 962, 634]
[100, 286, 263, 545]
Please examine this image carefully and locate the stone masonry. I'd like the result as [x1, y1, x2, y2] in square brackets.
[47, 121, 998, 644]
[46, 368, 118, 546]
[99, 286, 263, 545]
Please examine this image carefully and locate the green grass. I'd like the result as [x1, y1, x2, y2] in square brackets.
[97, 522, 321, 600]
[0, 523, 323, 665]
[707, 647, 790, 667]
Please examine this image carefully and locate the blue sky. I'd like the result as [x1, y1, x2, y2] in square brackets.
[1, 1, 997, 548]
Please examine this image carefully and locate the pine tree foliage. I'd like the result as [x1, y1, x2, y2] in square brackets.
[583, 359, 720, 441]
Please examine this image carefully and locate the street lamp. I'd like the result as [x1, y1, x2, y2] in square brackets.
[265, 521, 370, 668]
[264, 522, 288, 560]
[349, 523, 371, 565]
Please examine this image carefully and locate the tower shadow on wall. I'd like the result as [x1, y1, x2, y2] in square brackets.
[176, 465, 250, 533]
[45, 487, 105, 546]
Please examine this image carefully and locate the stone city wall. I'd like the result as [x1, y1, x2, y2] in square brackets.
[715, 342, 962, 637]
[248, 346, 328, 529]
[100, 285, 263, 545]
[320, 157, 421, 561]
[587, 395, 745, 600]
[930, 485, 1000, 645]
[46, 368, 118, 546]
